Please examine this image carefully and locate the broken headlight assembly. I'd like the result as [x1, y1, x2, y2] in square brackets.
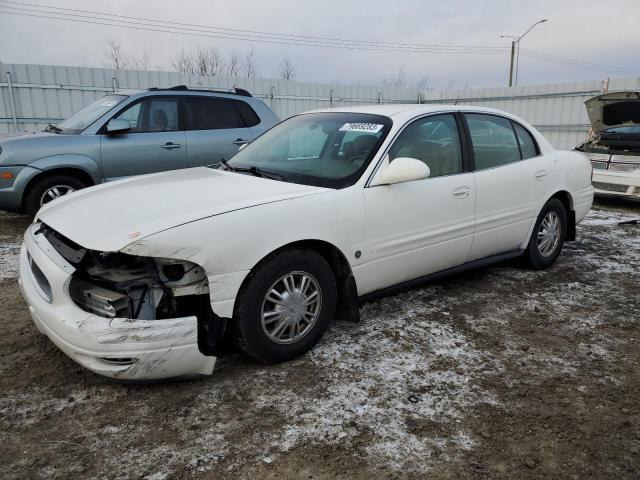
[68, 252, 210, 320]
[37, 223, 211, 321]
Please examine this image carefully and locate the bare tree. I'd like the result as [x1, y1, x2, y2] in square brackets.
[104, 38, 130, 70]
[131, 50, 152, 71]
[228, 50, 242, 77]
[193, 48, 210, 76]
[172, 50, 196, 75]
[205, 46, 226, 76]
[382, 66, 407, 89]
[392, 66, 407, 88]
[243, 47, 258, 78]
[416, 75, 433, 92]
[279, 55, 295, 80]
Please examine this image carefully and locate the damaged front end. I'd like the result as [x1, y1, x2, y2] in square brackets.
[576, 91, 640, 198]
[38, 223, 226, 357]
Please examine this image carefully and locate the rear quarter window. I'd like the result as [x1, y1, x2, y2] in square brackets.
[234, 100, 261, 127]
[513, 122, 539, 159]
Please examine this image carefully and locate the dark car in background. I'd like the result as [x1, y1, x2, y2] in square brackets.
[0, 86, 279, 216]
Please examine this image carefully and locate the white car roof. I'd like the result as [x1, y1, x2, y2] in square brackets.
[307, 104, 555, 153]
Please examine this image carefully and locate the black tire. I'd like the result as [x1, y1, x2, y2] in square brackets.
[233, 248, 337, 363]
[24, 175, 87, 217]
[523, 198, 567, 270]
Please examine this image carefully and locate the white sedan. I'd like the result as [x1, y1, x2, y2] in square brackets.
[19, 105, 594, 380]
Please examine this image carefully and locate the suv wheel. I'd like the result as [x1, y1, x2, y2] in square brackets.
[233, 248, 337, 363]
[524, 198, 567, 269]
[24, 175, 87, 217]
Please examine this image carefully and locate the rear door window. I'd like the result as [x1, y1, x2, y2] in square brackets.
[185, 97, 245, 130]
[465, 114, 521, 170]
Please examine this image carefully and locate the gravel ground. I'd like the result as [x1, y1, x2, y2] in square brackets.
[0, 198, 639, 479]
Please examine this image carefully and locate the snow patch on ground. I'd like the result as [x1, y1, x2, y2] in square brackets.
[581, 209, 639, 226]
[247, 293, 502, 472]
[0, 386, 127, 428]
[0, 240, 21, 279]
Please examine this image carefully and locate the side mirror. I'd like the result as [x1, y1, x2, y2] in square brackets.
[371, 156, 430, 186]
[105, 119, 131, 134]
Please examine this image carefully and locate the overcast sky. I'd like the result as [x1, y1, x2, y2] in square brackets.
[1, 0, 639, 90]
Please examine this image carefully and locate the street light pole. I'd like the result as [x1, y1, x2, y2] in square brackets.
[501, 19, 548, 87]
[508, 40, 516, 87]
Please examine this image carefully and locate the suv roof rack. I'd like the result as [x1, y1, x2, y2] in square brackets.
[146, 85, 252, 97]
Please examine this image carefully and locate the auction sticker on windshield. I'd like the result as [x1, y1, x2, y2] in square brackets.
[339, 123, 384, 133]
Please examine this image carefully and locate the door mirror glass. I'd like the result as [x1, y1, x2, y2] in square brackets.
[373, 156, 431, 185]
[105, 118, 132, 134]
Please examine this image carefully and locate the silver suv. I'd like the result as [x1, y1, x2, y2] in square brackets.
[0, 86, 279, 216]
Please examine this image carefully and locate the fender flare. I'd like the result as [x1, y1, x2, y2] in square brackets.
[29, 154, 102, 185]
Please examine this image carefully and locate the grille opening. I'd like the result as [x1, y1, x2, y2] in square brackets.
[99, 357, 137, 366]
[593, 182, 632, 193]
[28, 253, 52, 303]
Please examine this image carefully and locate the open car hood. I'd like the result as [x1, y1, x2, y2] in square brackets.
[37, 167, 328, 252]
[585, 91, 640, 133]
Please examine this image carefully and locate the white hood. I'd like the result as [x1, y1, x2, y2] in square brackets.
[37, 167, 328, 252]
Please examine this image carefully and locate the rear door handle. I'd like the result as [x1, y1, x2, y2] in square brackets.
[452, 186, 471, 199]
[233, 138, 249, 146]
[161, 142, 181, 150]
[535, 170, 548, 180]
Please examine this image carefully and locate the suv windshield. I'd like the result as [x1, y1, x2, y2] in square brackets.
[56, 95, 128, 133]
[227, 112, 392, 188]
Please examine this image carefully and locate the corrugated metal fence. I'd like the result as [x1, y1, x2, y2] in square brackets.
[2, 62, 639, 150]
[0, 62, 419, 134]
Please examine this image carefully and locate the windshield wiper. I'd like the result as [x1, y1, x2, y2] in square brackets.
[45, 124, 63, 133]
[212, 159, 286, 181]
[248, 167, 287, 181]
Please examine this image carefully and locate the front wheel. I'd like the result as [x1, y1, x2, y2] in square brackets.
[232, 248, 337, 363]
[24, 175, 87, 217]
[523, 198, 567, 269]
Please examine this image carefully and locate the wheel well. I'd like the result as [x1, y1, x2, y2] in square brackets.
[22, 168, 94, 210]
[250, 240, 360, 322]
[549, 190, 576, 241]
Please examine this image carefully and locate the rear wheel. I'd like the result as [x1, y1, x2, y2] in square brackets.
[233, 248, 337, 363]
[523, 198, 567, 269]
[24, 175, 87, 217]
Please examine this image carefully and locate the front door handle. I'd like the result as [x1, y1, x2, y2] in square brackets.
[452, 186, 471, 199]
[233, 138, 249, 146]
[535, 170, 548, 181]
[161, 142, 181, 150]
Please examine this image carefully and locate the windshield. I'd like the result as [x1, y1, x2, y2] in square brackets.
[602, 125, 640, 134]
[56, 95, 128, 133]
[227, 112, 392, 188]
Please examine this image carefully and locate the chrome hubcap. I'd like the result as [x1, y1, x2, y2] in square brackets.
[261, 271, 322, 345]
[537, 211, 561, 257]
[40, 185, 76, 206]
